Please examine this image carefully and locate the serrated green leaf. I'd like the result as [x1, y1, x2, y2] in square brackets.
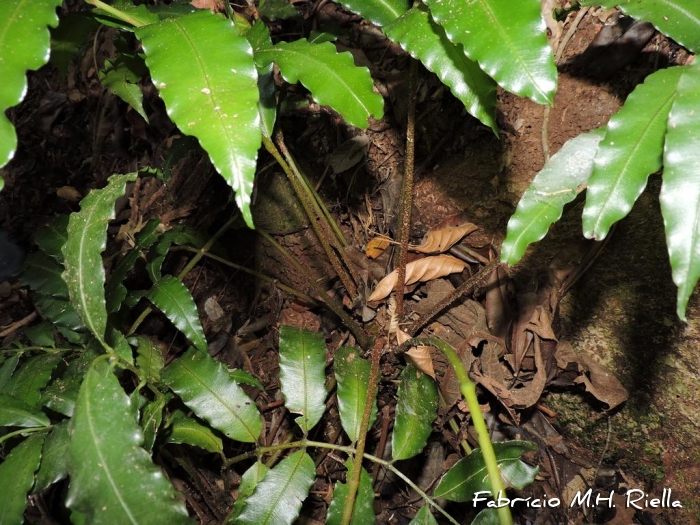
[408, 506, 439, 525]
[585, 0, 700, 54]
[33, 214, 69, 262]
[392, 365, 438, 461]
[0, 434, 46, 525]
[384, 5, 497, 132]
[336, 0, 408, 26]
[40, 350, 97, 417]
[583, 66, 684, 240]
[501, 129, 605, 265]
[162, 347, 262, 443]
[66, 361, 192, 524]
[141, 396, 168, 452]
[0, 354, 20, 390]
[136, 336, 165, 383]
[424, 0, 556, 105]
[434, 441, 538, 502]
[62, 173, 138, 350]
[230, 462, 269, 523]
[326, 459, 375, 525]
[1, 353, 61, 407]
[99, 55, 149, 122]
[106, 219, 161, 313]
[146, 275, 207, 353]
[235, 450, 315, 525]
[228, 369, 264, 390]
[254, 39, 384, 129]
[0, 0, 62, 168]
[165, 415, 224, 454]
[21, 250, 69, 297]
[278, 326, 327, 434]
[34, 420, 70, 492]
[33, 294, 84, 332]
[137, 11, 261, 228]
[660, 63, 700, 321]
[334, 346, 377, 442]
[24, 322, 57, 347]
[0, 393, 50, 427]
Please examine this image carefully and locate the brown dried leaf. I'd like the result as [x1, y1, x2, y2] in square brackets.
[368, 255, 466, 301]
[365, 236, 391, 259]
[405, 346, 436, 379]
[410, 223, 479, 254]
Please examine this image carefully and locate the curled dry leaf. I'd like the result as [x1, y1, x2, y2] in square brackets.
[368, 255, 466, 301]
[410, 223, 478, 254]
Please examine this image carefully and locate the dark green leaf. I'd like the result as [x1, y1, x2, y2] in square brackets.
[0, 0, 62, 168]
[254, 39, 384, 129]
[50, 13, 100, 76]
[21, 249, 68, 297]
[335, 0, 408, 26]
[228, 369, 264, 390]
[162, 347, 262, 443]
[229, 462, 269, 523]
[33, 294, 84, 332]
[0, 354, 19, 390]
[34, 420, 70, 492]
[0, 434, 46, 525]
[392, 365, 438, 461]
[334, 347, 377, 442]
[136, 336, 165, 383]
[141, 396, 168, 452]
[582, 66, 684, 240]
[408, 506, 439, 525]
[235, 450, 315, 525]
[99, 55, 149, 122]
[434, 441, 538, 502]
[62, 173, 138, 350]
[472, 508, 499, 525]
[137, 11, 261, 227]
[326, 459, 375, 525]
[278, 326, 327, 433]
[660, 63, 700, 321]
[384, 5, 497, 132]
[146, 275, 208, 353]
[424, 0, 556, 104]
[66, 361, 192, 524]
[501, 129, 605, 265]
[33, 214, 69, 262]
[0, 393, 50, 427]
[1, 353, 61, 407]
[165, 415, 224, 454]
[24, 322, 56, 347]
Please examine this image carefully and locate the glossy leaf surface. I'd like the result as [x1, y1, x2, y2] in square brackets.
[146, 275, 207, 353]
[336, 0, 408, 26]
[502, 129, 605, 265]
[660, 64, 700, 321]
[235, 450, 315, 525]
[67, 361, 191, 524]
[0, 434, 45, 525]
[392, 365, 438, 461]
[408, 506, 439, 525]
[136, 336, 165, 383]
[99, 55, 149, 122]
[0, 0, 62, 168]
[137, 11, 261, 227]
[165, 415, 224, 454]
[434, 441, 538, 502]
[384, 5, 496, 132]
[424, 0, 556, 105]
[587, 0, 700, 53]
[34, 421, 70, 492]
[326, 459, 375, 525]
[230, 462, 269, 522]
[334, 346, 377, 442]
[0, 393, 50, 427]
[162, 347, 262, 443]
[62, 173, 138, 349]
[254, 39, 383, 129]
[278, 325, 327, 433]
[583, 67, 684, 240]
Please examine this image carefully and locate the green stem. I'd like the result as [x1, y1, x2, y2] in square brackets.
[224, 439, 460, 525]
[83, 0, 150, 27]
[341, 337, 384, 525]
[402, 337, 512, 525]
[0, 426, 51, 446]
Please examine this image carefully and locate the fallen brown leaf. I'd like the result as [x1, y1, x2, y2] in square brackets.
[365, 235, 391, 259]
[410, 223, 479, 254]
[368, 255, 466, 301]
